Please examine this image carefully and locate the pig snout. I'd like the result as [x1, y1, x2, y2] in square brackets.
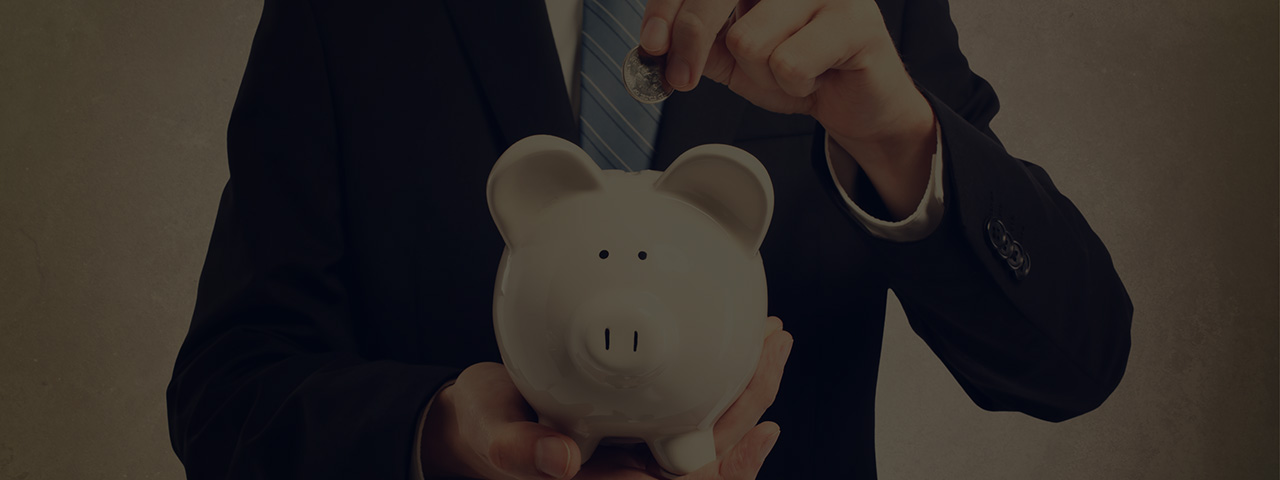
[583, 314, 665, 375]
[570, 292, 676, 386]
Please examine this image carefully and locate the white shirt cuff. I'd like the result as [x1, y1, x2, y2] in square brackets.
[822, 121, 945, 242]
[412, 379, 457, 480]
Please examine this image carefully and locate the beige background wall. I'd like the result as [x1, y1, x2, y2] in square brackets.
[0, 0, 1275, 478]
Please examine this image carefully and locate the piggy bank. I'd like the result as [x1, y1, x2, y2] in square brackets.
[486, 135, 774, 476]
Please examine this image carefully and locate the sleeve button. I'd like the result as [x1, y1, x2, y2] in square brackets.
[986, 218, 1014, 258]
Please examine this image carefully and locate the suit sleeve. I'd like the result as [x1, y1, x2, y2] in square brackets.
[813, 0, 1132, 422]
[165, 0, 459, 477]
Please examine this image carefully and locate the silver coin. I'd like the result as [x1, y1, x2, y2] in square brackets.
[622, 46, 673, 104]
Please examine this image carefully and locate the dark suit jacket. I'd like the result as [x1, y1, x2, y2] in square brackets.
[166, 0, 1133, 478]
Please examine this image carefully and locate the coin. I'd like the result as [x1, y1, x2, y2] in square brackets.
[622, 46, 673, 104]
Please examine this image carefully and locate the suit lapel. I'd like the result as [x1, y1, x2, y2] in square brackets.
[442, 0, 577, 147]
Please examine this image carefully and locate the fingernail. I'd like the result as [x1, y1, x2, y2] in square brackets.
[535, 437, 570, 478]
[641, 18, 668, 53]
[668, 57, 691, 89]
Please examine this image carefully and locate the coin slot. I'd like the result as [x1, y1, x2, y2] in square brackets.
[605, 328, 611, 350]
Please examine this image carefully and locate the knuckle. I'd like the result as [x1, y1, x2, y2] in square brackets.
[768, 333, 794, 359]
[773, 330, 794, 348]
[719, 445, 754, 477]
[462, 361, 498, 377]
[763, 388, 780, 407]
[752, 382, 779, 408]
[724, 26, 760, 60]
[485, 442, 513, 472]
[739, 394, 768, 416]
[456, 362, 498, 389]
[671, 12, 708, 44]
[769, 53, 804, 83]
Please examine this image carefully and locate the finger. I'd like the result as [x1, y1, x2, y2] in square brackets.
[454, 362, 536, 426]
[770, 7, 879, 98]
[712, 322, 792, 456]
[722, 0, 810, 92]
[698, 422, 780, 480]
[454, 363, 582, 479]
[706, 43, 814, 114]
[666, 0, 738, 90]
[763, 316, 783, 336]
[641, 0, 682, 55]
[702, 7, 737, 85]
[718, 422, 780, 480]
[486, 421, 583, 480]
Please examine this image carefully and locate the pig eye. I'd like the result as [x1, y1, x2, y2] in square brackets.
[637, 251, 647, 260]
[598, 250, 609, 259]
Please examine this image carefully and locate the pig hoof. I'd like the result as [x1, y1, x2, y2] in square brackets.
[649, 429, 716, 475]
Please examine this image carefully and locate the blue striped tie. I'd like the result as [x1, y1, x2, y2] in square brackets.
[579, 0, 664, 171]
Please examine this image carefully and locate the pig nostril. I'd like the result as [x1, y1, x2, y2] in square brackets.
[605, 328, 610, 350]
[633, 331, 638, 352]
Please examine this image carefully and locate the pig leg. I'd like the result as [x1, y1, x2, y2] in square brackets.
[649, 428, 716, 477]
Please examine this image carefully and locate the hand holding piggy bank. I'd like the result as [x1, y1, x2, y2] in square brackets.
[485, 135, 777, 476]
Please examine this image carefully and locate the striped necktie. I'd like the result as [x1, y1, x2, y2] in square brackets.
[579, 0, 664, 171]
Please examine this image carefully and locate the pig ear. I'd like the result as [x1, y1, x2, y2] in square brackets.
[487, 135, 605, 247]
[654, 144, 774, 253]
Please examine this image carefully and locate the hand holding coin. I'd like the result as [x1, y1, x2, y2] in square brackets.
[637, 0, 939, 219]
[637, 0, 931, 137]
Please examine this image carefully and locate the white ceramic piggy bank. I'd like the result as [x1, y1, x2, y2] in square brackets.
[486, 134, 774, 476]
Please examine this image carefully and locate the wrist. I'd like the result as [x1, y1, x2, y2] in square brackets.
[827, 92, 937, 220]
[827, 92, 935, 168]
[418, 385, 475, 479]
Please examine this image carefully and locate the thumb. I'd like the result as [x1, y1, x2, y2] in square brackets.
[483, 420, 582, 480]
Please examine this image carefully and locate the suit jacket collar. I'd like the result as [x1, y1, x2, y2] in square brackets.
[442, 0, 578, 146]
[443, 0, 746, 169]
